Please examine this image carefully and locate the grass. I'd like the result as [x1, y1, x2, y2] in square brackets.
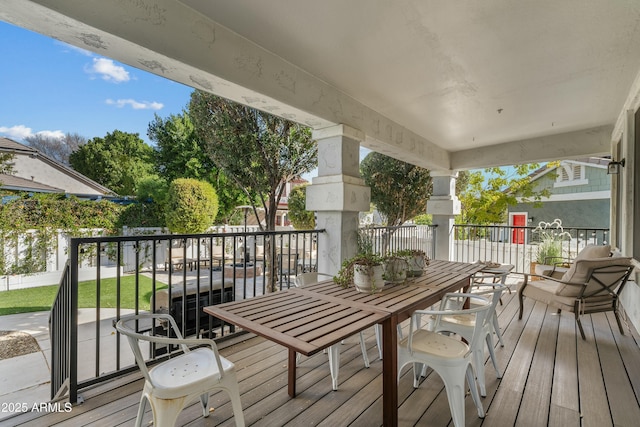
[0, 275, 167, 316]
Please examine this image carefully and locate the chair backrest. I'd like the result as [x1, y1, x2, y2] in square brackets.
[294, 272, 333, 287]
[279, 252, 299, 272]
[115, 313, 192, 385]
[210, 245, 224, 257]
[580, 263, 634, 299]
[557, 257, 632, 297]
[470, 283, 505, 327]
[415, 294, 491, 355]
[170, 247, 185, 259]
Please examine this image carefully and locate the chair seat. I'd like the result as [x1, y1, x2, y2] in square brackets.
[399, 329, 469, 359]
[149, 348, 233, 399]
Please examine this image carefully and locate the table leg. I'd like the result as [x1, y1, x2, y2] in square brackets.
[288, 348, 297, 397]
[382, 316, 398, 427]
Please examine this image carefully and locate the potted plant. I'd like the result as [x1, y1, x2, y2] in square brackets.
[394, 249, 429, 277]
[334, 253, 385, 293]
[383, 255, 408, 284]
[531, 219, 571, 278]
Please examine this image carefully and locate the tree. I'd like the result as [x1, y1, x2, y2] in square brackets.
[69, 130, 155, 196]
[165, 178, 219, 234]
[189, 90, 317, 231]
[148, 112, 249, 224]
[0, 152, 14, 176]
[287, 184, 315, 229]
[457, 164, 554, 225]
[116, 174, 169, 228]
[360, 152, 432, 227]
[25, 132, 86, 165]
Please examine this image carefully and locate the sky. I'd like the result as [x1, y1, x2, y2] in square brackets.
[0, 21, 193, 146]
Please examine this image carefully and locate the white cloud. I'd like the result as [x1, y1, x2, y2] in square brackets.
[35, 130, 65, 139]
[105, 98, 164, 110]
[0, 125, 33, 140]
[88, 58, 130, 83]
[0, 126, 67, 141]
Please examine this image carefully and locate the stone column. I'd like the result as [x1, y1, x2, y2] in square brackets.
[306, 125, 371, 275]
[427, 171, 461, 261]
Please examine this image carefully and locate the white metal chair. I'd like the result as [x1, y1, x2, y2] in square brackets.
[115, 313, 245, 427]
[471, 273, 508, 346]
[433, 284, 505, 396]
[294, 272, 371, 390]
[398, 294, 490, 427]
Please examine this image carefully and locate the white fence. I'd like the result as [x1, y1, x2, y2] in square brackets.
[0, 225, 289, 291]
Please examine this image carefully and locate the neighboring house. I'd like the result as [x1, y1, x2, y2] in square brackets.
[0, 137, 115, 198]
[508, 158, 611, 240]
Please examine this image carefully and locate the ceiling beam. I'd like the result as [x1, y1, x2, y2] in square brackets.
[450, 125, 613, 170]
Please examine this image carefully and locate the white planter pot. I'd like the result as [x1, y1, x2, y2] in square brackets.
[407, 255, 427, 277]
[384, 257, 408, 284]
[353, 263, 384, 293]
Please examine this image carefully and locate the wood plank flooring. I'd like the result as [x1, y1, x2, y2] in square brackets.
[3, 278, 640, 426]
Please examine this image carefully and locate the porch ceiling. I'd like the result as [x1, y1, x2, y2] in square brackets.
[3, 1, 640, 170]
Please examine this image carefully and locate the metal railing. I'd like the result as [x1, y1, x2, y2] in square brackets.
[363, 224, 436, 258]
[49, 228, 324, 403]
[452, 224, 610, 273]
[50, 222, 615, 403]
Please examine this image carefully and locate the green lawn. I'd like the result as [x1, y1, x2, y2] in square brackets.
[0, 275, 167, 316]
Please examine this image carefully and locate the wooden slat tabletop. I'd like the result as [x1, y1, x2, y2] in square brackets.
[204, 290, 389, 357]
[204, 260, 484, 427]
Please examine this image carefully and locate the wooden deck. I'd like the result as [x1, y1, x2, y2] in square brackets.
[3, 279, 640, 427]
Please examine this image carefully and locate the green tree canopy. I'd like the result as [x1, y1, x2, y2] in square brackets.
[360, 152, 432, 227]
[457, 164, 554, 225]
[148, 112, 215, 182]
[165, 178, 219, 234]
[69, 130, 154, 196]
[189, 90, 317, 231]
[148, 111, 249, 224]
[287, 184, 315, 230]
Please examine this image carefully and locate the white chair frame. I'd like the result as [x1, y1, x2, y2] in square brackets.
[115, 313, 245, 427]
[398, 294, 491, 427]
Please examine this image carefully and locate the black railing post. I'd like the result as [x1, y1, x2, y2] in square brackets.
[69, 238, 79, 404]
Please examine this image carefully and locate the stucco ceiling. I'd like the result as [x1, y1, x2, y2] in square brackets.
[3, 0, 640, 171]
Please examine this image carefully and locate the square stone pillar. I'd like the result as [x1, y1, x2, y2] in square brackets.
[427, 171, 461, 261]
[306, 125, 370, 275]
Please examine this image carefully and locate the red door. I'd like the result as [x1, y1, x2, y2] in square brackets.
[512, 214, 526, 244]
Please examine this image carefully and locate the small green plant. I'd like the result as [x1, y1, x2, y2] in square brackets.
[393, 249, 429, 277]
[393, 249, 426, 258]
[382, 255, 408, 284]
[334, 252, 384, 289]
[532, 219, 571, 263]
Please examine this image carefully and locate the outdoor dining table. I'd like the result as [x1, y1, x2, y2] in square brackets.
[204, 259, 484, 426]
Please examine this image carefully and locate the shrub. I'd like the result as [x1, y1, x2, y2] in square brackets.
[287, 184, 315, 229]
[165, 178, 218, 233]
